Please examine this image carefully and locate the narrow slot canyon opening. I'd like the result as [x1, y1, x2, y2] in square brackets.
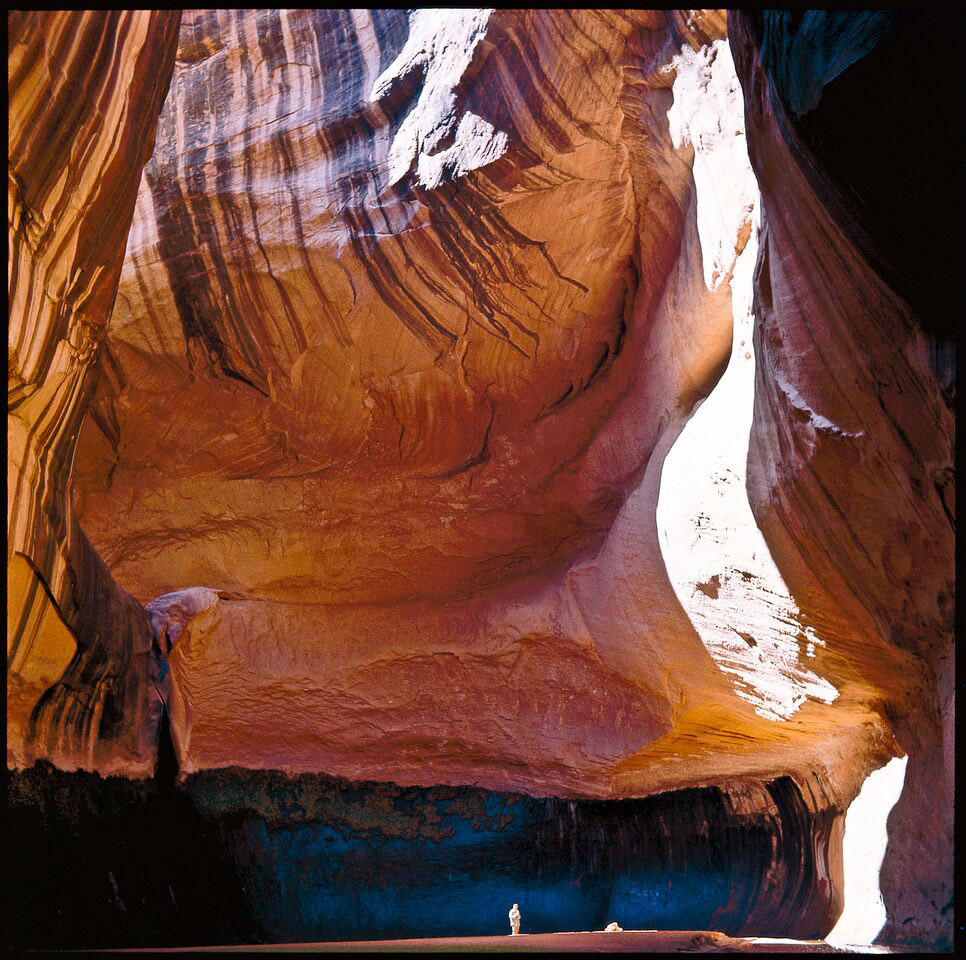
[825, 755, 908, 948]
[655, 37, 838, 724]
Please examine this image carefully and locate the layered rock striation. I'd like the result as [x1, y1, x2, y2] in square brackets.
[8, 10, 182, 773]
[7, 8, 953, 949]
[75, 8, 708, 608]
[729, 12, 954, 947]
[67, 9, 890, 811]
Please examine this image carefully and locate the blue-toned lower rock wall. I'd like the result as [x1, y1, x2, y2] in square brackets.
[5, 758, 838, 948]
[191, 773, 777, 940]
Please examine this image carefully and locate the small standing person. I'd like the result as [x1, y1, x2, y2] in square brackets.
[508, 902, 521, 936]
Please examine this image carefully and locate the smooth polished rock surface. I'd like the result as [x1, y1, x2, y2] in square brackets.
[729, 11, 954, 948]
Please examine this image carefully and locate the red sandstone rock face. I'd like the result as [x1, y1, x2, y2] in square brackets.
[6, 8, 954, 947]
[65, 9, 895, 815]
[75, 9, 699, 607]
[14, 7, 897, 811]
[728, 12, 954, 947]
[7, 10, 182, 773]
[66, 9, 734, 789]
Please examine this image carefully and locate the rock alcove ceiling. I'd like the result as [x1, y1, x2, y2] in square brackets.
[6, 9, 954, 950]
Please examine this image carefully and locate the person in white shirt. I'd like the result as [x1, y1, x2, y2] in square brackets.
[508, 903, 521, 935]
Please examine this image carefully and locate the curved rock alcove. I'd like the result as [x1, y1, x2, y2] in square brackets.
[7, 9, 953, 951]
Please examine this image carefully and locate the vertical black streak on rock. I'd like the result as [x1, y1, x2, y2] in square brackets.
[233, 10, 304, 360]
[259, 10, 349, 350]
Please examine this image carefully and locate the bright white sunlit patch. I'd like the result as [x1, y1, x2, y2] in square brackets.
[369, 9, 508, 190]
[826, 755, 908, 947]
[656, 39, 839, 721]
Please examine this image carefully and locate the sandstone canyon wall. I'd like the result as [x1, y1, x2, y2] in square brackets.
[8, 10, 182, 774]
[69, 7, 890, 812]
[729, 12, 954, 947]
[6, 8, 953, 950]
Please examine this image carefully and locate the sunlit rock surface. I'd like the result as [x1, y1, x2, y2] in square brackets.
[67, 8, 891, 810]
[656, 39, 839, 723]
[7, 10, 183, 773]
[7, 7, 953, 951]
